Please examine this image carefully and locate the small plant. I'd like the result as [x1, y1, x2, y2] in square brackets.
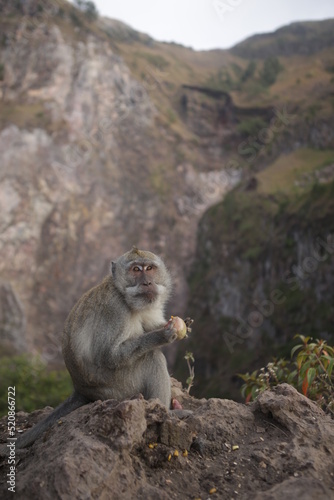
[292, 335, 334, 413]
[184, 351, 195, 394]
[239, 335, 334, 415]
[239, 358, 295, 403]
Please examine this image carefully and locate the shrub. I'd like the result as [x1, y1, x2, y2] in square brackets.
[74, 0, 98, 21]
[241, 61, 256, 83]
[239, 335, 334, 416]
[237, 117, 267, 137]
[0, 355, 72, 417]
[260, 56, 283, 86]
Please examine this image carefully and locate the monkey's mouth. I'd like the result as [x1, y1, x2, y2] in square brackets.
[139, 288, 158, 302]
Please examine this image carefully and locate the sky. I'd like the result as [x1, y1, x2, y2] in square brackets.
[89, 0, 334, 51]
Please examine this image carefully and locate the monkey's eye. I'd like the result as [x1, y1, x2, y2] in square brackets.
[146, 265, 153, 271]
[133, 266, 141, 272]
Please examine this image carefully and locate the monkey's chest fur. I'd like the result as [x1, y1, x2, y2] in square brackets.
[62, 292, 170, 406]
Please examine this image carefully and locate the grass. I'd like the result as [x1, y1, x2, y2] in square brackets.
[0, 102, 50, 129]
[256, 148, 334, 194]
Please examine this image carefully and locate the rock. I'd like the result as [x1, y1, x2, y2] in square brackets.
[0, 384, 333, 499]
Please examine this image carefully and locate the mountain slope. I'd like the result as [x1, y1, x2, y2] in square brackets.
[231, 19, 334, 58]
[0, 0, 333, 405]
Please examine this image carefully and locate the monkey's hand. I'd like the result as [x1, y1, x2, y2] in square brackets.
[183, 317, 194, 334]
[164, 316, 187, 342]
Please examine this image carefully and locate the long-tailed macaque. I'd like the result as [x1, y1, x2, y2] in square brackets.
[12, 247, 192, 449]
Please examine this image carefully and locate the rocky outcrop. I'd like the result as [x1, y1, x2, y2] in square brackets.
[0, 383, 333, 499]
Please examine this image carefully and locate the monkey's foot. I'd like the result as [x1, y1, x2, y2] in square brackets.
[171, 398, 183, 410]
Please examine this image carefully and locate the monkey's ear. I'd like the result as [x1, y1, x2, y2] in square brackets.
[111, 262, 116, 276]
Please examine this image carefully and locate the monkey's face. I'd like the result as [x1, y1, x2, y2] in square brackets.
[112, 249, 172, 311]
[128, 262, 159, 303]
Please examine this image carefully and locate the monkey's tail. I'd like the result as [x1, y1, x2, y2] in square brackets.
[13, 391, 89, 450]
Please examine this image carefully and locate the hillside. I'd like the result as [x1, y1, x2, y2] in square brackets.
[0, 0, 333, 407]
[231, 19, 334, 58]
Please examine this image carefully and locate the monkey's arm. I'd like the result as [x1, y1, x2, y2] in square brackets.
[110, 322, 178, 368]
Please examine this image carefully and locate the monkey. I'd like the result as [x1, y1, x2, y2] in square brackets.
[8, 247, 193, 450]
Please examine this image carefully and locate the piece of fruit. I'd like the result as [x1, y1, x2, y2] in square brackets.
[170, 316, 187, 339]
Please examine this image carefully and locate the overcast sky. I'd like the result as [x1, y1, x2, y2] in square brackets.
[90, 0, 334, 50]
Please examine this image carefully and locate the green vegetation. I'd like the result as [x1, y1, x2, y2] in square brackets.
[136, 52, 170, 70]
[207, 67, 235, 92]
[69, 10, 83, 27]
[73, 0, 98, 21]
[0, 102, 51, 130]
[231, 19, 334, 59]
[0, 63, 4, 81]
[236, 117, 267, 137]
[166, 108, 177, 124]
[149, 163, 171, 200]
[256, 148, 334, 194]
[240, 61, 257, 83]
[260, 56, 284, 86]
[0, 355, 72, 417]
[239, 335, 334, 416]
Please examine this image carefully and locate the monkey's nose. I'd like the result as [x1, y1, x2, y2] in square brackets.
[143, 281, 152, 286]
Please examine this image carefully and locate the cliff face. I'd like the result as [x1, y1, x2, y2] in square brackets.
[0, 1, 236, 358]
[183, 179, 334, 399]
[0, 25, 159, 352]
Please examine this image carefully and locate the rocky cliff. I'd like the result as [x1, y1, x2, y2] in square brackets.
[183, 172, 334, 400]
[0, 0, 238, 360]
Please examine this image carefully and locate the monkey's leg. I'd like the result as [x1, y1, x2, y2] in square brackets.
[141, 352, 192, 419]
[142, 351, 171, 408]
